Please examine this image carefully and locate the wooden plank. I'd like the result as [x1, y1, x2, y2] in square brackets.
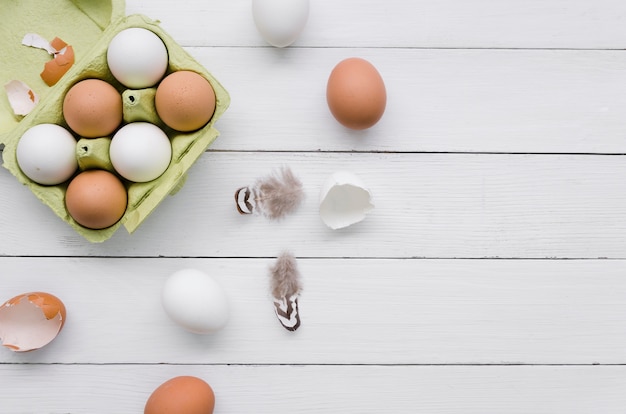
[0, 153, 625, 258]
[11, 47, 626, 154]
[0, 364, 624, 413]
[197, 47, 626, 153]
[127, 0, 626, 49]
[1, 257, 625, 364]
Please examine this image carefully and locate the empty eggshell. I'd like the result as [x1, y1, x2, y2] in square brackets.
[0, 292, 66, 352]
[4, 80, 39, 116]
[319, 171, 374, 230]
[162, 269, 229, 334]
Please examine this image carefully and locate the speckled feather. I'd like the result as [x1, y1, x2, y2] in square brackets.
[269, 251, 302, 299]
[254, 167, 304, 220]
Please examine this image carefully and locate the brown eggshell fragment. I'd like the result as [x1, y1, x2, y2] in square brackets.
[144, 376, 216, 414]
[326, 57, 387, 130]
[0, 292, 66, 352]
[63, 79, 123, 138]
[65, 170, 128, 229]
[155, 71, 216, 132]
[41, 37, 75, 86]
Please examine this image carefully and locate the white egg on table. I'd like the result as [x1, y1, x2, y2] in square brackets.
[109, 122, 172, 183]
[16, 123, 78, 185]
[107, 27, 169, 88]
[161, 268, 229, 334]
[252, 0, 310, 47]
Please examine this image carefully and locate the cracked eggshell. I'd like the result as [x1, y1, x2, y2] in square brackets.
[319, 171, 374, 230]
[0, 292, 66, 352]
[161, 269, 229, 334]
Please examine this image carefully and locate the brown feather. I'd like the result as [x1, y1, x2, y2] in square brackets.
[269, 251, 302, 331]
[269, 251, 302, 299]
[254, 167, 304, 220]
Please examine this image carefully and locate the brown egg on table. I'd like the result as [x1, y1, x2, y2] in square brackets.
[144, 376, 216, 414]
[65, 169, 127, 229]
[63, 79, 123, 138]
[326, 57, 386, 130]
[155, 70, 216, 132]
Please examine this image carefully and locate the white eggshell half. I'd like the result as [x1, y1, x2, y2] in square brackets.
[110, 122, 172, 183]
[161, 268, 229, 334]
[16, 123, 77, 185]
[107, 27, 169, 88]
[252, 0, 310, 47]
[319, 171, 374, 230]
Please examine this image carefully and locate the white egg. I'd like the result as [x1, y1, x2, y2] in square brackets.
[252, 0, 309, 47]
[161, 268, 229, 334]
[107, 28, 169, 88]
[109, 122, 171, 183]
[16, 123, 77, 185]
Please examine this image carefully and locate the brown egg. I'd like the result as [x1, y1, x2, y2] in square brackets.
[155, 71, 216, 132]
[65, 170, 127, 229]
[144, 376, 215, 414]
[326, 57, 386, 130]
[63, 79, 122, 138]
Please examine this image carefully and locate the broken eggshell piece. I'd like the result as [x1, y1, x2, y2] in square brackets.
[4, 80, 39, 116]
[0, 292, 66, 352]
[21, 34, 75, 86]
[319, 171, 374, 229]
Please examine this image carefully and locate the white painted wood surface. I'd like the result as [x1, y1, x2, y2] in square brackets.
[2, 1, 626, 413]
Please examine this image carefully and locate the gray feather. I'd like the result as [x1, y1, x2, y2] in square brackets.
[254, 167, 304, 220]
[269, 251, 302, 299]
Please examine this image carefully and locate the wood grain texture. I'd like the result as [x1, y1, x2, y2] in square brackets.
[1, 153, 626, 258]
[127, 0, 626, 49]
[1, 364, 625, 413]
[0, 257, 625, 365]
[192, 47, 626, 154]
[1, 0, 626, 412]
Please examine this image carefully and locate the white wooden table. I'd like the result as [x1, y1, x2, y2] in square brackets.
[2, 0, 626, 412]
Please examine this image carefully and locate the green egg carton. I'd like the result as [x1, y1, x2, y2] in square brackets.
[0, 0, 230, 242]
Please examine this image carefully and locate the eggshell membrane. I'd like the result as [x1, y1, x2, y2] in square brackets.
[0, 292, 66, 352]
[63, 79, 123, 138]
[144, 376, 215, 414]
[155, 71, 216, 132]
[65, 170, 128, 229]
[326, 57, 387, 130]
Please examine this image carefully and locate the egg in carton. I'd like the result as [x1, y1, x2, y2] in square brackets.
[0, 1, 230, 242]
